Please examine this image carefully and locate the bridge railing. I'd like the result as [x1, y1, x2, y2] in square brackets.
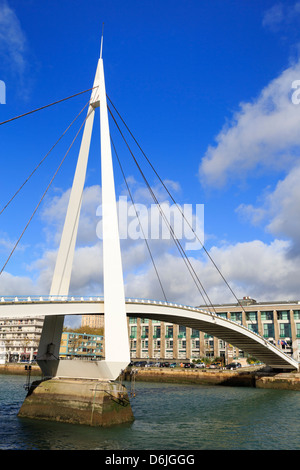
[0, 295, 294, 359]
[0, 295, 105, 303]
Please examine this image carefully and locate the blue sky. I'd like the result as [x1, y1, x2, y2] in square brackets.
[1, 0, 300, 320]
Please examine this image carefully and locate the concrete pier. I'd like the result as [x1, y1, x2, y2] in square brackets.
[18, 377, 134, 427]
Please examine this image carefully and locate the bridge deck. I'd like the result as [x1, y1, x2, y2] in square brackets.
[0, 296, 298, 370]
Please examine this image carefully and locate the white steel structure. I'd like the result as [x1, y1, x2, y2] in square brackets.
[0, 40, 298, 376]
[0, 296, 298, 371]
[37, 45, 130, 381]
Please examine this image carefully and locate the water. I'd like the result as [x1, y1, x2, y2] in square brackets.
[0, 374, 300, 450]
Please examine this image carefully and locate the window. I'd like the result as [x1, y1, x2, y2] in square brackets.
[248, 323, 258, 333]
[178, 326, 186, 338]
[166, 326, 173, 338]
[153, 325, 161, 338]
[277, 311, 289, 321]
[279, 323, 291, 338]
[141, 326, 148, 338]
[130, 326, 137, 339]
[263, 324, 274, 338]
[261, 311, 273, 321]
[218, 312, 227, 319]
[246, 311, 257, 322]
[293, 310, 300, 320]
[231, 312, 242, 323]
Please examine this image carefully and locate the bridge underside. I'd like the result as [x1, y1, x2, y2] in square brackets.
[126, 303, 299, 371]
[138, 313, 295, 369]
[0, 298, 298, 370]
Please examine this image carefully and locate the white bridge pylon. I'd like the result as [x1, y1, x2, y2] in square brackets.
[0, 297, 298, 371]
[35, 45, 130, 381]
[1, 44, 299, 376]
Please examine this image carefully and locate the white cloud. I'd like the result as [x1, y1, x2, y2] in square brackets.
[199, 60, 300, 188]
[2, 191, 300, 311]
[237, 164, 300, 255]
[262, 2, 300, 31]
[122, 237, 300, 306]
[41, 185, 101, 247]
[0, 271, 36, 296]
[262, 3, 285, 30]
[265, 164, 300, 246]
[0, 0, 27, 78]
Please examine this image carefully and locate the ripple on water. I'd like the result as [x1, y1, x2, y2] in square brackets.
[0, 376, 300, 450]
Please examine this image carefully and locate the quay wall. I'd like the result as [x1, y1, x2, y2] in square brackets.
[124, 367, 300, 391]
[0, 363, 41, 376]
[1, 363, 300, 391]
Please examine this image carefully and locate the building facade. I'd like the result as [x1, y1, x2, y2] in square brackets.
[127, 298, 300, 363]
[0, 316, 43, 362]
[81, 314, 104, 330]
[59, 331, 104, 360]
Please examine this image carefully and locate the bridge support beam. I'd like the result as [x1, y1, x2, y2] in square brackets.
[37, 63, 99, 373]
[19, 38, 133, 427]
[36, 50, 130, 381]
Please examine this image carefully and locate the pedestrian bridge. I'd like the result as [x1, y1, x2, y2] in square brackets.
[0, 295, 298, 370]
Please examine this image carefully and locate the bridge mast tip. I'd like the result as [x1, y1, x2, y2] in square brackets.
[100, 22, 105, 59]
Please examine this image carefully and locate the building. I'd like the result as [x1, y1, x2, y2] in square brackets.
[0, 316, 43, 362]
[59, 331, 104, 360]
[81, 314, 104, 330]
[127, 298, 300, 363]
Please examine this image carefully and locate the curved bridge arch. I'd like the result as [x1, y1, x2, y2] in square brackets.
[126, 299, 299, 370]
[0, 296, 298, 370]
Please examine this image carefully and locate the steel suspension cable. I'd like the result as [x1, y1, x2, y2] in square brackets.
[110, 135, 168, 303]
[0, 100, 90, 217]
[0, 107, 93, 277]
[107, 96, 252, 319]
[0, 87, 98, 127]
[108, 105, 217, 315]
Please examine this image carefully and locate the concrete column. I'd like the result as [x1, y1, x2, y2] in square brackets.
[173, 324, 179, 360]
[160, 322, 166, 360]
[148, 320, 153, 359]
[290, 310, 297, 360]
[186, 327, 191, 360]
[199, 331, 205, 358]
[273, 310, 279, 347]
[136, 318, 141, 359]
[213, 336, 219, 358]
[257, 310, 263, 336]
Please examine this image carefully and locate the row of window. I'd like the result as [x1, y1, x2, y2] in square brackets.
[130, 311, 300, 324]
[130, 325, 200, 339]
[130, 318, 300, 340]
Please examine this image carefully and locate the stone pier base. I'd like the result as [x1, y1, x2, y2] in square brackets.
[18, 377, 134, 427]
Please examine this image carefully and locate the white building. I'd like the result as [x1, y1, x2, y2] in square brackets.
[0, 316, 44, 362]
